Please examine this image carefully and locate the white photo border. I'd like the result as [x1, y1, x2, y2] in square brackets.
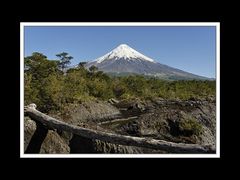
[20, 22, 220, 158]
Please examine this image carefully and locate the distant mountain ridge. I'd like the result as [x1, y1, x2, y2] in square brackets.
[85, 44, 211, 80]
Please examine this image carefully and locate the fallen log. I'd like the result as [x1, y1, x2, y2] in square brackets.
[24, 106, 215, 153]
[98, 116, 138, 125]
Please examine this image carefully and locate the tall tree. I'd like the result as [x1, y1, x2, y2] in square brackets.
[89, 65, 98, 73]
[78, 61, 87, 69]
[56, 52, 73, 71]
[24, 52, 59, 79]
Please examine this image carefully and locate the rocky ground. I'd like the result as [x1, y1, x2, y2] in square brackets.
[105, 98, 216, 146]
[24, 97, 216, 154]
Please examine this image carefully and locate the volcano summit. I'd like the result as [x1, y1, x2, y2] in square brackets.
[86, 44, 209, 80]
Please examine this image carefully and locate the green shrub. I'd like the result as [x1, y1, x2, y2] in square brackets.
[179, 118, 203, 136]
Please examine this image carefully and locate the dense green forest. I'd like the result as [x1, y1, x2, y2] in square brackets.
[24, 52, 216, 113]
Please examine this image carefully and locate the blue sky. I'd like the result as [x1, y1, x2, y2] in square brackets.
[24, 26, 216, 78]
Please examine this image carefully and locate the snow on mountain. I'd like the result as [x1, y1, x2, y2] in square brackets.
[86, 44, 209, 80]
[92, 44, 155, 63]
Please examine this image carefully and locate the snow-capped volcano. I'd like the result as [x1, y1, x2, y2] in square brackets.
[86, 44, 209, 80]
[92, 44, 155, 63]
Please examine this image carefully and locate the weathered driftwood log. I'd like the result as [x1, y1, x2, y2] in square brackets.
[98, 116, 138, 125]
[24, 107, 215, 153]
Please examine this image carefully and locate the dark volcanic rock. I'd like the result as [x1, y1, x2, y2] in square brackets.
[60, 101, 121, 124]
[24, 98, 216, 154]
[24, 116, 37, 151]
[104, 99, 216, 148]
[39, 130, 70, 154]
[24, 117, 70, 154]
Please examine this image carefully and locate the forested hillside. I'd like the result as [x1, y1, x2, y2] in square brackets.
[24, 52, 216, 113]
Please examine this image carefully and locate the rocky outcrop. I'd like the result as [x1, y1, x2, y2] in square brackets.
[24, 98, 216, 154]
[39, 130, 70, 154]
[67, 135, 166, 154]
[24, 116, 37, 151]
[105, 99, 216, 148]
[58, 101, 121, 124]
[24, 117, 70, 153]
[94, 140, 166, 154]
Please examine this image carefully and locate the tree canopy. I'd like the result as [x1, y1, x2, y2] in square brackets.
[56, 52, 73, 71]
[24, 52, 216, 113]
